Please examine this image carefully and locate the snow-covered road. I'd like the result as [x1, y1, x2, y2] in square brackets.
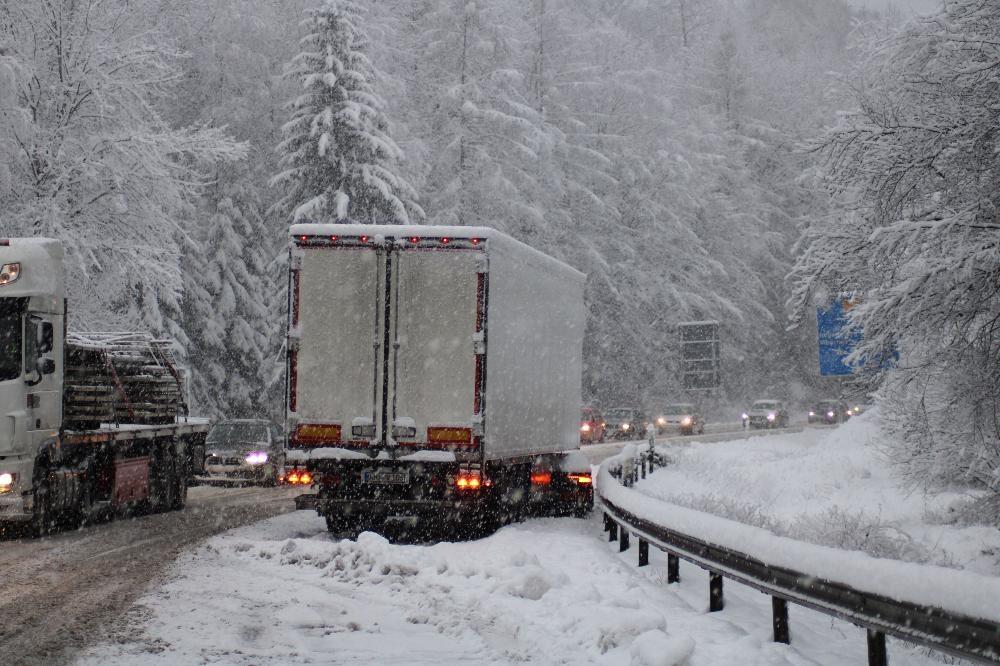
[78, 507, 946, 665]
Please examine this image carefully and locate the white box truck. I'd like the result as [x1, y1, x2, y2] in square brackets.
[285, 224, 592, 534]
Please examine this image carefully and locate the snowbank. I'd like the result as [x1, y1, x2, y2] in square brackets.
[599, 416, 1000, 621]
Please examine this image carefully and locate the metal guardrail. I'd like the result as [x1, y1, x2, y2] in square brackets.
[600, 450, 1000, 666]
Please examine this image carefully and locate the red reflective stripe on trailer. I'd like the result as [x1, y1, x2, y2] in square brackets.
[474, 272, 485, 416]
[289, 349, 298, 412]
[112, 456, 151, 505]
[291, 269, 301, 328]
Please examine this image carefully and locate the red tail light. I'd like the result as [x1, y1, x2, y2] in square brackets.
[299, 472, 312, 485]
[470, 238, 480, 245]
[568, 473, 592, 485]
[440, 237, 450, 244]
[330, 235, 338, 242]
[288, 471, 300, 484]
[530, 470, 552, 485]
[409, 236, 420, 243]
[360, 235, 369, 243]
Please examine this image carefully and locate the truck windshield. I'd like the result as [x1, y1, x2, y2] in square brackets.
[0, 299, 23, 382]
[207, 422, 269, 445]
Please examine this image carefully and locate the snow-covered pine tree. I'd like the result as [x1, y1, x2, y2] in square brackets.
[272, 0, 421, 225]
[183, 181, 272, 418]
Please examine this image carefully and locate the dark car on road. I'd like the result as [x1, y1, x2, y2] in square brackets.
[808, 400, 851, 425]
[603, 407, 645, 441]
[197, 419, 286, 486]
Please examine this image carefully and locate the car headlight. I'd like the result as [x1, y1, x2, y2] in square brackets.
[622, 423, 630, 431]
[244, 451, 268, 465]
[808, 411, 815, 417]
[580, 423, 591, 432]
[681, 416, 692, 426]
[827, 411, 835, 418]
[656, 417, 666, 426]
[741, 412, 748, 420]
[767, 413, 776, 421]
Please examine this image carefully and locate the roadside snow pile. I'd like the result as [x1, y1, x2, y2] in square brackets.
[635, 411, 1000, 575]
[76, 512, 692, 665]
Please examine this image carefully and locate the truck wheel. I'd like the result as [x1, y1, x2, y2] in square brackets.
[171, 462, 188, 511]
[31, 481, 53, 537]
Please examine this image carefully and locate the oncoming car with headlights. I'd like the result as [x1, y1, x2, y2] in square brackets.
[653, 403, 705, 435]
[198, 419, 286, 486]
[603, 407, 644, 441]
[746, 400, 789, 429]
[808, 399, 851, 425]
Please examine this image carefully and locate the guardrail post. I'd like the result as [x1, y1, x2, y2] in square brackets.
[603, 513, 611, 532]
[608, 521, 618, 541]
[638, 538, 649, 566]
[772, 597, 789, 644]
[641, 457, 646, 479]
[709, 573, 724, 612]
[667, 553, 680, 583]
[619, 527, 630, 552]
[866, 629, 887, 666]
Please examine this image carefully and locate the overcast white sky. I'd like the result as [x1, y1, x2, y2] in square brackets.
[847, 0, 942, 13]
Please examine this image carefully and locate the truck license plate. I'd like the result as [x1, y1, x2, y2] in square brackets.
[362, 468, 409, 484]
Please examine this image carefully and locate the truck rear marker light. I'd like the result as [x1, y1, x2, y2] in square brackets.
[455, 471, 484, 490]
[470, 238, 480, 245]
[352, 424, 376, 438]
[568, 473, 592, 485]
[531, 470, 552, 486]
[293, 423, 342, 445]
[409, 236, 420, 244]
[427, 427, 472, 445]
[330, 235, 339, 242]
[440, 237, 450, 244]
[360, 235, 369, 243]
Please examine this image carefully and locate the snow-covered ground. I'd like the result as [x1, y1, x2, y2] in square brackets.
[638, 411, 1000, 576]
[79, 508, 949, 665]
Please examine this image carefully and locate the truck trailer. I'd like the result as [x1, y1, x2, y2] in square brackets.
[285, 224, 592, 535]
[0, 238, 209, 535]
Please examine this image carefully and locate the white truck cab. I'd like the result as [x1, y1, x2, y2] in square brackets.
[0, 239, 65, 512]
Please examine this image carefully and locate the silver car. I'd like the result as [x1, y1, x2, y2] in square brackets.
[746, 400, 789, 429]
[198, 419, 285, 486]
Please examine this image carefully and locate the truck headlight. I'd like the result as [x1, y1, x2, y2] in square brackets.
[0, 262, 21, 286]
[0, 472, 15, 493]
[245, 451, 268, 465]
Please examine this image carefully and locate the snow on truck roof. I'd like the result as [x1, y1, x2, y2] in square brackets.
[290, 223, 585, 283]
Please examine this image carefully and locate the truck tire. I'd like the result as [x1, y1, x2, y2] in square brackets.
[171, 455, 188, 511]
[31, 481, 53, 537]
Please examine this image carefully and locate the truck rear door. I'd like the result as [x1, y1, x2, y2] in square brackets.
[291, 240, 384, 448]
[387, 247, 483, 452]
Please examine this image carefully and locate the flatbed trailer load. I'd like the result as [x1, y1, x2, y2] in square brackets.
[0, 239, 209, 534]
[284, 224, 592, 535]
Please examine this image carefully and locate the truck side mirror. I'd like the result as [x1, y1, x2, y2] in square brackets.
[38, 322, 53, 354]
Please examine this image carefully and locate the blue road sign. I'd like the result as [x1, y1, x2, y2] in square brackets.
[817, 298, 862, 376]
